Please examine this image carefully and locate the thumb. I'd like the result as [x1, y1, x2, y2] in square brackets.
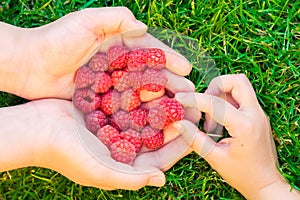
[174, 120, 217, 158]
[78, 7, 147, 37]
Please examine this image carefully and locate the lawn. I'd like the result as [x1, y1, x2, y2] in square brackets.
[0, 0, 299, 199]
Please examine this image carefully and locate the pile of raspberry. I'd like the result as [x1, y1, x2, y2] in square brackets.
[73, 45, 184, 164]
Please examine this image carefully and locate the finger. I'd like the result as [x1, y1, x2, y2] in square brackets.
[184, 107, 202, 124]
[163, 69, 195, 93]
[175, 92, 243, 135]
[175, 120, 217, 158]
[123, 33, 192, 76]
[77, 7, 147, 37]
[205, 74, 259, 109]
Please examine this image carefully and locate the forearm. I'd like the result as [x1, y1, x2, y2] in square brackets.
[0, 22, 33, 97]
[247, 178, 300, 200]
[0, 103, 38, 171]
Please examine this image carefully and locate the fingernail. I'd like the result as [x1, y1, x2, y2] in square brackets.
[172, 122, 185, 134]
[175, 93, 186, 100]
[148, 176, 165, 187]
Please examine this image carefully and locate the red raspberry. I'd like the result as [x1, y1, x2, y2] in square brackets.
[88, 52, 109, 72]
[74, 66, 95, 88]
[141, 126, 164, 149]
[127, 49, 146, 71]
[127, 71, 143, 90]
[99, 89, 120, 115]
[91, 72, 112, 93]
[106, 45, 129, 69]
[144, 48, 166, 69]
[142, 69, 167, 92]
[111, 70, 127, 87]
[113, 71, 131, 92]
[147, 105, 167, 130]
[120, 129, 143, 153]
[73, 89, 101, 113]
[97, 125, 120, 148]
[110, 140, 136, 164]
[84, 110, 108, 134]
[120, 89, 141, 111]
[159, 98, 184, 125]
[129, 108, 148, 130]
[111, 110, 130, 131]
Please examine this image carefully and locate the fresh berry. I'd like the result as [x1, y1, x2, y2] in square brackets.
[110, 140, 136, 164]
[120, 89, 141, 111]
[113, 71, 131, 92]
[84, 110, 108, 134]
[142, 69, 167, 92]
[99, 89, 120, 115]
[127, 71, 143, 90]
[97, 125, 120, 148]
[127, 49, 146, 71]
[144, 48, 166, 69]
[74, 66, 95, 88]
[111, 70, 127, 87]
[91, 72, 112, 93]
[120, 129, 143, 153]
[147, 105, 167, 130]
[129, 108, 148, 130]
[106, 45, 129, 69]
[142, 127, 164, 149]
[73, 89, 101, 113]
[88, 52, 109, 72]
[111, 110, 130, 131]
[159, 98, 184, 125]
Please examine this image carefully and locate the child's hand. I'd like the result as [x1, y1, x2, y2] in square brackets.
[175, 74, 290, 198]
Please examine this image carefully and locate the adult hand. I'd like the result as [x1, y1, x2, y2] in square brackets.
[174, 74, 300, 199]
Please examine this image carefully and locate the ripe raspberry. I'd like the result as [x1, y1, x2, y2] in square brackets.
[110, 140, 136, 164]
[97, 125, 120, 148]
[142, 69, 167, 92]
[73, 89, 101, 113]
[144, 48, 166, 69]
[120, 89, 141, 111]
[159, 98, 184, 125]
[99, 89, 120, 115]
[111, 110, 130, 131]
[127, 49, 146, 71]
[127, 71, 143, 90]
[111, 70, 127, 87]
[84, 110, 108, 134]
[106, 45, 129, 69]
[88, 52, 109, 72]
[120, 129, 143, 153]
[147, 105, 167, 130]
[91, 72, 112, 93]
[129, 108, 148, 130]
[142, 127, 164, 149]
[74, 66, 95, 88]
[112, 71, 131, 92]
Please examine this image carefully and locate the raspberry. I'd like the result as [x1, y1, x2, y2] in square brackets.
[127, 71, 143, 90]
[84, 110, 108, 134]
[142, 69, 167, 92]
[147, 105, 167, 130]
[120, 129, 143, 153]
[74, 66, 95, 88]
[99, 89, 120, 115]
[129, 108, 148, 130]
[91, 72, 112, 93]
[120, 89, 141, 111]
[110, 140, 136, 164]
[142, 127, 164, 149]
[127, 49, 146, 71]
[159, 98, 184, 125]
[111, 70, 127, 87]
[111, 110, 130, 131]
[144, 48, 166, 69]
[73, 89, 101, 113]
[106, 45, 129, 69]
[97, 125, 120, 148]
[88, 52, 109, 72]
[113, 71, 131, 92]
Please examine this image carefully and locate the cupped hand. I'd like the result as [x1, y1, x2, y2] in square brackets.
[174, 74, 284, 198]
[16, 7, 191, 100]
[29, 99, 194, 190]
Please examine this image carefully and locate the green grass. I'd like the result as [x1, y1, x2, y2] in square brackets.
[0, 0, 299, 199]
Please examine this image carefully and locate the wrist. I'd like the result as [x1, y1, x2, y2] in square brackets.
[247, 178, 300, 200]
